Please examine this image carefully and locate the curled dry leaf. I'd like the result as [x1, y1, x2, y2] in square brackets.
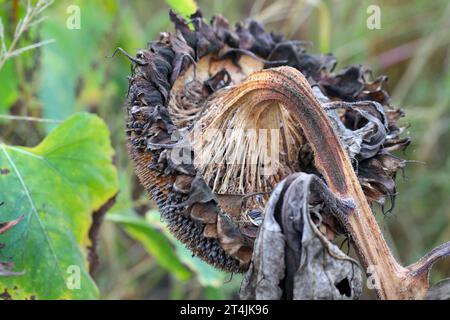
[240, 173, 362, 300]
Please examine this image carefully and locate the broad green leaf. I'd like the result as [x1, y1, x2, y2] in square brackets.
[0, 113, 119, 300]
[165, 0, 198, 17]
[107, 213, 192, 282]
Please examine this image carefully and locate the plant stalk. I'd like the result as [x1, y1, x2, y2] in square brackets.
[226, 66, 450, 299]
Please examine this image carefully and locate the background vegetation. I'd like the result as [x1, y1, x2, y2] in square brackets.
[0, 0, 449, 299]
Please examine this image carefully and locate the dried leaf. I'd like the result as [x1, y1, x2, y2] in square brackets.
[240, 173, 362, 300]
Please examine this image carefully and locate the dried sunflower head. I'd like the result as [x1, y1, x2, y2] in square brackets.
[125, 10, 409, 272]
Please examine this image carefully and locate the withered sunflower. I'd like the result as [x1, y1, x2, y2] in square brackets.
[123, 10, 449, 299]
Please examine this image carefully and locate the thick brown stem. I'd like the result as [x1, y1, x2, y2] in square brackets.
[224, 66, 450, 299]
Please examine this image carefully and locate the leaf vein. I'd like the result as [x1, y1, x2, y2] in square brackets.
[0, 144, 67, 284]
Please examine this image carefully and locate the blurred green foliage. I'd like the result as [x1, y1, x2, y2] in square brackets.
[0, 0, 449, 299]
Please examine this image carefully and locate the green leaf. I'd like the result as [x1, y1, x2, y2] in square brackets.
[107, 213, 192, 282]
[164, 0, 198, 17]
[0, 113, 119, 300]
[204, 286, 227, 300]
